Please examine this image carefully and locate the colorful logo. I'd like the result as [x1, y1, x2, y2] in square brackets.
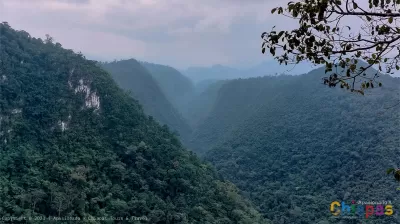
[330, 200, 394, 219]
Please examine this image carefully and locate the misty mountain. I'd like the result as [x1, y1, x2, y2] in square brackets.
[184, 64, 241, 83]
[140, 61, 195, 116]
[101, 59, 192, 142]
[184, 80, 228, 128]
[187, 65, 400, 223]
[183, 61, 319, 84]
[193, 79, 220, 94]
[0, 23, 268, 223]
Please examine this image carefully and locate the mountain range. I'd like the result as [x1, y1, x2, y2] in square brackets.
[182, 60, 319, 84]
[116, 56, 400, 223]
[189, 65, 400, 223]
[2, 21, 399, 224]
[0, 22, 267, 223]
[102, 54, 400, 224]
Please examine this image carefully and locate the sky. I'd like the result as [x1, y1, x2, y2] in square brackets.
[0, 0, 297, 69]
[1, 0, 397, 76]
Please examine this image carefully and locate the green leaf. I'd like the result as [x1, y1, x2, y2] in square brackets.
[387, 168, 395, 175]
[389, 17, 394, 24]
[271, 8, 277, 14]
[395, 172, 400, 182]
[262, 48, 266, 54]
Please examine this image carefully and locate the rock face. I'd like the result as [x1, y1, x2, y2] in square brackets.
[74, 79, 100, 110]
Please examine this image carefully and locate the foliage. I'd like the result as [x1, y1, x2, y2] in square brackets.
[140, 61, 195, 115]
[0, 22, 268, 224]
[188, 66, 400, 223]
[262, 0, 400, 93]
[184, 80, 228, 129]
[188, 76, 294, 154]
[387, 168, 400, 182]
[100, 59, 192, 143]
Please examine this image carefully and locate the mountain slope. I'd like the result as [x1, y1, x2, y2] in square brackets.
[193, 68, 400, 223]
[0, 23, 267, 223]
[185, 80, 227, 128]
[189, 76, 294, 154]
[140, 61, 195, 115]
[101, 59, 192, 142]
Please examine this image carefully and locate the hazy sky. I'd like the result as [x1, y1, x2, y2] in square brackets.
[2, 0, 391, 75]
[0, 0, 299, 69]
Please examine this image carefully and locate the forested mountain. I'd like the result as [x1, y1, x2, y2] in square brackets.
[188, 76, 294, 154]
[183, 61, 317, 84]
[194, 79, 220, 95]
[0, 23, 268, 223]
[188, 66, 400, 223]
[184, 65, 241, 84]
[140, 62, 195, 115]
[243, 60, 317, 78]
[100, 59, 192, 142]
[184, 80, 227, 129]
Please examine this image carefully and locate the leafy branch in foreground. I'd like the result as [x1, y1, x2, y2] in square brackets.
[262, 0, 400, 94]
[386, 168, 400, 182]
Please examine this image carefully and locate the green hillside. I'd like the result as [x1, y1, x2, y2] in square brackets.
[140, 61, 195, 116]
[101, 59, 192, 142]
[188, 76, 294, 154]
[0, 22, 267, 224]
[190, 68, 400, 223]
[184, 80, 227, 129]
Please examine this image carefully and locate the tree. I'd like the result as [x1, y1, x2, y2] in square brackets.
[52, 192, 67, 217]
[261, 0, 400, 94]
[44, 34, 54, 44]
[30, 189, 47, 211]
